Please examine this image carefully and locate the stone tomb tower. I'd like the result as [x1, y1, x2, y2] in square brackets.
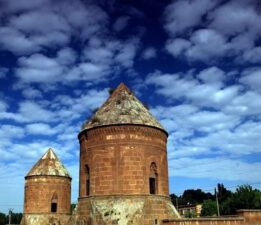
[77, 83, 179, 225]
[21, 148, 71, 225]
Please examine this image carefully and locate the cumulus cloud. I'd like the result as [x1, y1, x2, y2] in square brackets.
[197, 67, 225, 85]
[141, 47, 157, 60]
[0, 100, 8, 112]
[165, 39, 191, 57]
[164, 0, 261, 64]
[0, 27, 40, 55]
[187, 29, 228, 62]
[26, 123, 57, 135]
[169, 157, 261, 182]
[22, 86, 43, 99]
[16, 54, 64, 83]
[113, 16, 130, 32]
[0, 0, 109, 55]
[146, 68, 242, 109]
[208, 0, 261, 37]
[53, 88, 108, 121]
[147, 64, 261, 183]
[164, 0, 218, 36]
[240, 68, 261, 92]
[13, 36, 140, 85]
[0, 124, 25, 140]
[0, 100, 55, 123]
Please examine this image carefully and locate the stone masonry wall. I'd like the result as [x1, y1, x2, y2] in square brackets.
[237, 210, 261, 225]
[161, 218, 245, 225]
[24, 176, 71, 214]
[20, 214, 71, 225]
[74, 195, 179, 225]
[79, 125, 169, 197]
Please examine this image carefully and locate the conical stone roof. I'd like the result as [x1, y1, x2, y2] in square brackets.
[81, 83, 165, 131]
[26, 148, 71, 178]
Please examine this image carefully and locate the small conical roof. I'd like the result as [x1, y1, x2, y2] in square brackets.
[26, 148, 71, 178]
[81, 83, 165, 131]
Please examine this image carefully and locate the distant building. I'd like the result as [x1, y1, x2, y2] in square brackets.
[178, 204, 202, 218]
[21, 83, 179, 225]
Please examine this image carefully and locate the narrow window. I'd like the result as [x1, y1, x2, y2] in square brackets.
[51, 203, 57, 213]
[149, 162, 158, 195]
[85, 165, 90, 196]
[150, 177, 156, 194]
[51, 193, 58, 213]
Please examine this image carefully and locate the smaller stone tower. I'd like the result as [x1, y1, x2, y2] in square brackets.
[21, 148, 71, 225]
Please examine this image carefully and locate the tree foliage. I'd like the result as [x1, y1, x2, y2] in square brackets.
[201, 199, 217, 216]
[0, 212, 22, 225]
[170, 184, 261, 217]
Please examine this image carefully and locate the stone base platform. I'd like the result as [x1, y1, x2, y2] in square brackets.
[69, 195, 179, 225]
[20, 213, 71, 225]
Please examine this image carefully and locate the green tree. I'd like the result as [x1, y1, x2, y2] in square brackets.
[71, 203, 77, 213]
[170, 193, 178, 207]
[232, 185, 261, 210]
[201, 199, 218, 216]
[181, 189, 214, 205]
[219, 197, 233, 215]
[11, 212, 23, 224]
[217, 183, 232, 201]
[0, 212, 8, 225]
[184, 210, 197, 218]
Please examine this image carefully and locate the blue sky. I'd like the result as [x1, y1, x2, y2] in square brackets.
[1, 0, 261, 213]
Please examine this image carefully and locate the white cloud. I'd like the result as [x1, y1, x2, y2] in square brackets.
[9, 9, 71, 34]
[164, 0, 261, 64]
[113, 16, 130, 32]
[0, 27, 40, 55]
[141, 47, 156, 60]
[2, 0, 50, 13]
[0, 124, 25, 140]
[197, 67, 225, 85]
[0, 0, 109, 55]
[115, 39, 139, 68]
[187, 29, 228, 62]
[241, 47, 261, 64]
[224, 91, 261, 116]
[56, 47, 77, 65]
[0, 100, 55, 123]
[186, 111, 239, 132]
[22, 86, 43, 99]
[165, 29, 229, 63]
[164, 0, 218, 36]
[153, 105, 239, 134]
[208, 0, 261, 37]
[0, 100, 8, 112]
[26, 123, 57, 135]
[169, 156, 261, 182]
[165, 38, 191, 57]
[53, 88, 109, 120]
[240, 68, 261, 92]
[146, 69, 240, 109]
[16, 54, 63, 83]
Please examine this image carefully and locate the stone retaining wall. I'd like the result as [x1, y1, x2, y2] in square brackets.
[237, 210, 261, 225]
[162, 210, 261, 225]
[162, 217, 245, 225]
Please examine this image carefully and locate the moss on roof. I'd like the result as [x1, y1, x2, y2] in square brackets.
[81, 83, 165, 131]
[26, 148, 71, 178]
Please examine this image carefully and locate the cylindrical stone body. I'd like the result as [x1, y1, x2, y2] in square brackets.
[24, 175, 71, 214]
[78, 125, 169, 197]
